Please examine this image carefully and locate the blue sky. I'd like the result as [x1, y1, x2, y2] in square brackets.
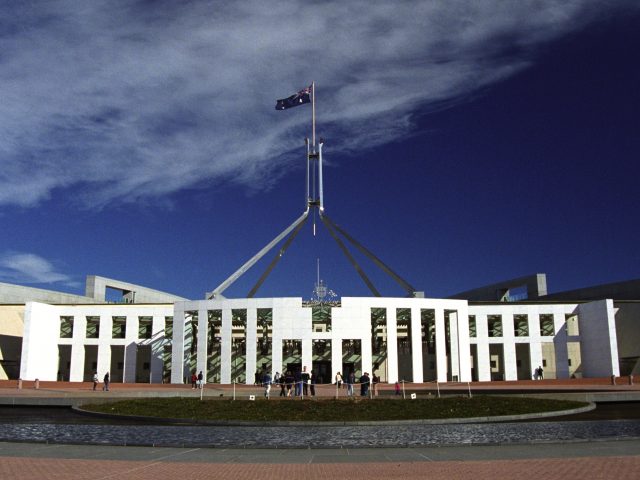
[1, 1, 639, 300]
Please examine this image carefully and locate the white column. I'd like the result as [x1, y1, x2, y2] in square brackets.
[386, 307, 398, 383]
[331, 337, 342, 384]
[123, 315, 138, 383]
[456, 306, 472, 382]
[502, 313, 518, 380]
[246, 308, 258, 382]
[171, 304, 186, 384]
[435, 308, 447, 382]
[361, 331, 373, 378]
[221, 308, 232, 383]
[529, 313, 543, 379]
[196, 307, 208, 382]
[69, 315, 87, 382]
[96, 315, 112, 381]
[448, 311, 460, 381]
[302, 337, 313, 376]
[410, 307, 423, 383]
[553, 311, 570, 379]
[475, 313, 491, 381]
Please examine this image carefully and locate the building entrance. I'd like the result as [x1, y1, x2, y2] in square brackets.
[312, 360, 331, 384]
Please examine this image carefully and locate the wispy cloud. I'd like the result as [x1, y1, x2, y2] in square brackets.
[0, 1, 636, 208]
[0, 252, 77, 286]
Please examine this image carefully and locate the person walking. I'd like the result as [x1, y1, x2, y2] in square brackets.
[197, 370, 204, 389]
[191, 372, 197, 389]
[92, 372, 98, 391]
[262, 371, 272, 399]
[102, 372, 110, 391]
[335, 371, 343, 389]
[285, 370, 294, 397]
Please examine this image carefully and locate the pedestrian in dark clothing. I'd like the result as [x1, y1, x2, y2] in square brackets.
[191, 373, 197, 389]
[102, 372, 110, 391]
[301, 366, 310, 396]
[360, 372, 370, 397]
[197, 371, 203, 389]
[92, 372, 98, 391]
[372, 373, 379, 396]
[310, 371, 316, 396]
[285, 371, 294, 397]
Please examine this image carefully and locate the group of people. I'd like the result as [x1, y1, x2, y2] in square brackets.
[267, 367, 316, 398]
[92, 372, 110, 391]
[534, 365, 544, 380]
[190, 371, 204, 389]
[335, 371, 378, 397]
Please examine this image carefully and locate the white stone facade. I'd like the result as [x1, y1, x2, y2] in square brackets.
[20, 302, 173, 383]
[19, 296, 620, 384]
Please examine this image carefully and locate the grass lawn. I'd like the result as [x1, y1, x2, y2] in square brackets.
[81, 396, 588, 422]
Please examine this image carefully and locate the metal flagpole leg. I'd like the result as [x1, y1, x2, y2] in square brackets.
[247, 215, 309, 297]
[209, 210, 309, 298]
[320, 215, 381, 296]
[322, 213, 418, 296]
[312, 81, 316, 151]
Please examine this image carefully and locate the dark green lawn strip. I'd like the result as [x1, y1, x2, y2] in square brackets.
[82, 396, 587, 422]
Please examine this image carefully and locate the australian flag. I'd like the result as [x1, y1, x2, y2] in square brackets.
[275, 85, 312, 110]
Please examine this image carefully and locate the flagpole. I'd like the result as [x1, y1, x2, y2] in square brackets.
[311, 81, 316, 153]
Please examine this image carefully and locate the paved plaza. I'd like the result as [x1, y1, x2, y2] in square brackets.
[0, 379, 638, 478]
[1, 440, 639, 479]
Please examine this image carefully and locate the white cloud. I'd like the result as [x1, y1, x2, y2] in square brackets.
[0, 0, 636, 208]
[0, 252, 76, 286]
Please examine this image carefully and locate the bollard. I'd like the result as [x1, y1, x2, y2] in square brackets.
[629, 375, 634, 386]
[35, 379, 39, 389]
[611, 375, 616, 385]
[17, 379, 22, 390]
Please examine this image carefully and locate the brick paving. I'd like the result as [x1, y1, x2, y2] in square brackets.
[1, 453, 639, 479]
